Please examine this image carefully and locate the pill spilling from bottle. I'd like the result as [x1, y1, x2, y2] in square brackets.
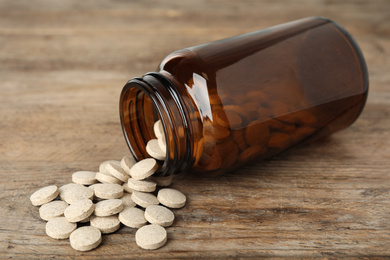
[29, 119, 186, 251]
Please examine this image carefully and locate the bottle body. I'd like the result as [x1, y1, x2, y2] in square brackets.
[120, 17, 368, 176]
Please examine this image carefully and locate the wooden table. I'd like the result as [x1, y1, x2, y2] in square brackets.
[1, 0, 389, 258]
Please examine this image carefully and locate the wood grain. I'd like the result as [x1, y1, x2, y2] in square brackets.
[1, 0, 389, 258]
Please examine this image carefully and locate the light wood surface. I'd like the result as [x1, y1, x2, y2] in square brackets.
[1, 0, 389, 258]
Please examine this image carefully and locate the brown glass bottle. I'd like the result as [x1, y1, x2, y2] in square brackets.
[119, 17, 368, 176]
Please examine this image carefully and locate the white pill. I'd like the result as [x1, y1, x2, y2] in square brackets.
[122, 183, 134, 193]
[105, 162, 129, 182]
[131, 191, 159, 208]
[45, 217, 77, 239]
[121, 155, 136, 175]
[39, 200, 68, 221]
[120, 193, 136, 207]
[95, 171, 122, 185]
[90, 215, 121, 234]
[72, 171, 97, 185]
[153, 120, 164, 139]
[70, 226, 102, 251]
[157, 188, 186, 208]
[158, 136, 166, 152]
[94, 199, 123, 217]
[64, 198, 95, 223]
[94, 183, 124, 199]
[128, 178, 156, 192]
[148, 175, 173, 187]
[30, 185, 59, 206]
[130, 158, 158, 180]
[59, 183, 94, 204]
[146, 139, 166, 161]
[99, 160, 121, 173]
[119, 207, 147, 228]
[145, 205, 175, 227]
[135, 224, 167, 250]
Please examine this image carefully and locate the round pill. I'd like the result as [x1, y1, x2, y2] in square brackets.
[131, 191, 159, 208]
[153, 120, 164, 139]
[70, 226, 102, 251]
[135, 224, 167, 250]
[157, 188, 186, 208]
[94, 183, 124, 199]
[121, 155, 136, 175]
[145, 205, 175, 227]
[45, 217, 77, 239]
[95, 171, 122, 185]
[39, 200, 68, 221]
[64, 198, 95, 223]
[72, 171, 97, 185]
[94, 199, 123, 217]
[99, 160, 120, 173]
[148, 175, 173, 187]
[105, 162, 129, 182]
[119, 207, 147, 228]
[90, 215, 121, 234]
[59, 183, 94, 204]
[146, 139, 166, 161]
[128, 178, 156, 192]
[30, 185, 59, 206]
[130, 158, 158, 180]
[120, 193, 136, 207]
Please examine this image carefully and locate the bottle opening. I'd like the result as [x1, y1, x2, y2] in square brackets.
[119, 74, 191, 176]
[119, 80, 169, 176]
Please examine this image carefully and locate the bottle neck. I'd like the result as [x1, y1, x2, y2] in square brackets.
[119, 72, 192, 176]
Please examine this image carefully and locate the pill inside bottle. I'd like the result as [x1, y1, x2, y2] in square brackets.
[119, 16, 368, 177]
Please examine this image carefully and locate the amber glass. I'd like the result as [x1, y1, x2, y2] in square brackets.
[119, 17, 368, 176]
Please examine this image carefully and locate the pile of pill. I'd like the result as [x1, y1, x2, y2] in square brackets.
[30, 121, 186, 251]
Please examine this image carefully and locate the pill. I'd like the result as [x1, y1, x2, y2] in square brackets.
[121, 155, 136, 175]
[94, 183, 124, 199]
[45, 217, 77, 239]
[119, 207, 147, 228]
[153, 120, 164, 138]
[135, 224, 167, 250]
[90, 215, 121, 234]
[146, 139, 166, 161]
[148, 175, 173, 187]
[120, 193, 136, 207]
[144, 205, 175, 227]
[99, 160, 121, 173]
[130, 158, 158, 180]
[59, 183, 94, 204]
[105, 162, 129, 182]
[128, 178, 156, 192]
[39, 200, 68, 221]
[122, 182, 134, 193]
[94, 199, 123, 217]
[95, 171, 122, 185]
[157, 188, 186, 208]
[70, 226, 102, 251]
[30, 185, 59, 206]
[64, 198, 95, 223]
[131, 191, 159, 208]
[72, 171, 97, 185]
